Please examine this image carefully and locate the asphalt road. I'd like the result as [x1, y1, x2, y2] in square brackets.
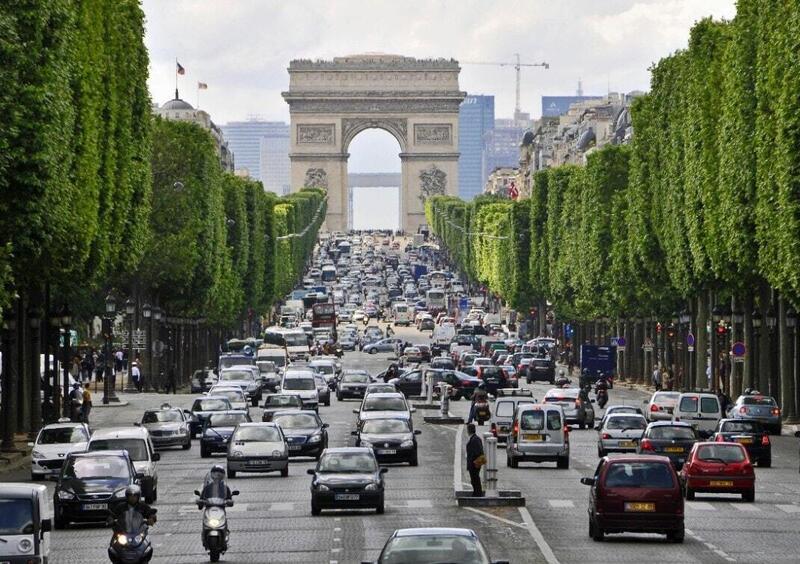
[5, 322, 800, 563]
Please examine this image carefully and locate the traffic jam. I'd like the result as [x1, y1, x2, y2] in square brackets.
[4, 231, 800, 563]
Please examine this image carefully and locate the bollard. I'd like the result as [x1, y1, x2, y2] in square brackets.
[439, 383, 450, 417]
[426, 371, 434, 404]
[483, 432, 498, 496]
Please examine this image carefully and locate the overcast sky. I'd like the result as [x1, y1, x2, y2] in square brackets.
[143, 0, 736, 180]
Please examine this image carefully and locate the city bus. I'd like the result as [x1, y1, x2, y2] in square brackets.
[426, 289, 447, 312]
[429, 271, 448, 289]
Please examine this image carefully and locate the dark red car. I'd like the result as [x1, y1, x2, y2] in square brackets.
[680, 442, 755, 502]
[581, 455, 684, 542]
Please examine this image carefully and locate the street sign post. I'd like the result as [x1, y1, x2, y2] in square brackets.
[687, 332, 695, 353]
[731, 341, 746, 363]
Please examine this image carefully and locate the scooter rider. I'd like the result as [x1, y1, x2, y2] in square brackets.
[199, 464, 233, 507]
[468, 383, 488, 423]
[108, 485, 157, 529]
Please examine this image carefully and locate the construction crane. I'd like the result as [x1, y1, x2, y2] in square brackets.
[461, 53, 549, 116]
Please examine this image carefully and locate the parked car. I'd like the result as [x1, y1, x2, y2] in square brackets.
[681, 441, 755, 501]
[226, 422, 289, 478]
[506, 404, 569, 469]
[29, 421, 90, 481]
[581, 455, 684, 542]
[711, 418, 771, 467]
[307, 448, 387, 515]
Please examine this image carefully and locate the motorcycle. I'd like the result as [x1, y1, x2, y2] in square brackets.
[595, 386, 609, 409]
[473, 400, 491, 425]
[195, 488, 239, 562]
[107, 507, 155, 564]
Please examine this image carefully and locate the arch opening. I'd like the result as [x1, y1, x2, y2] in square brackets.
[347, 128, 401, 231]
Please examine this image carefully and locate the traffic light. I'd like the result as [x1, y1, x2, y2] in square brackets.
[716, 324, 728, 336]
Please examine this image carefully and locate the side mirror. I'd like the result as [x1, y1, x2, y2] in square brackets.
[194, 490, 201, 496]
[40, 518, 52, 533]
[134, 422, 141, 427]
[306, 469, 316, 476]
[322, 423, 329, 429]
[351, 431, 358, 436]
[414, 430, 421, 435]
[580, 477, 595, 486]
[152, 453, 160, 462]
[379, 467, 388, 474]
[642, 399, 649, 404]
[232, 490, 240, 496]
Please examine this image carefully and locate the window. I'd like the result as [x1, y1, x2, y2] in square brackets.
[379, 535, 489, 564]
[206, 413, 248, 427]
[496, 402, 515, 417]
[679, 396, 699, 412]
[283, 378, 316, 391]
[64, 456, 130, 480]
[604, 462, 674, 489]
[606, 416, 646, 430]
[742, 396, 776, 406]
[700, 397, 719, 414]
[520, 411, 544, 431]
[194, 399, 230, 412]
[318, 452, 377, 473]
[232, 426, 282, 442]
[696, 444, 746, 463]
[264, 396, 302, 407]
[0, 499, 34, 535]
[38, 426, 88, 444]
[648, 426, 696, 440]
[546, 411, 563, 430]
[219, 371, 253, 382]
[721, 421, 759, 433]
[274, 413, 318, 429]
[142, 410, 182, 424]
[89, 439, 148, 461]
[364, 397, 406, 411]
[361, 419, 410, 434]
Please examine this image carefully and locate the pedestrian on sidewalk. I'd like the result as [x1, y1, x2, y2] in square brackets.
[652, 364, 661, 391]
[81, 386, 92, 423]
[165, 364, 177, 394]
[131, 362, 142, 392]
[465, 423, 485, 497]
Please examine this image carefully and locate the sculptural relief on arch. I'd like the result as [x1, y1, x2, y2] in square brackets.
[283, 54, 465, 232]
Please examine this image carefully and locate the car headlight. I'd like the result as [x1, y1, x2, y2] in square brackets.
[360, 440, 372, 448]
[31, 449, 45, 459]
[57, 490, 76, 501]
[309, 433, 322, 443]
[113, 489, 127, 499]
[272, 449, 283, 458]
[400, 439, 414, 448]
[364, 483, 379, 491]
[17, 538, 32, 553]
[230, 450, 243, 458]
[316, 484, 330, 491]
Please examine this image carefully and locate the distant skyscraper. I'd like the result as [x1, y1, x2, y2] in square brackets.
[458, 95, 494, 200]
[541, 95, 603, 117]
[220, 120, 288, 184]
[260, 134, 290, 195]
[482, 118, 531, 181]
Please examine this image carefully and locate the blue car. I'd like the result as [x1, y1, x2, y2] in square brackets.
[200, 410, 251, 458]
[730, 394, 782, 434]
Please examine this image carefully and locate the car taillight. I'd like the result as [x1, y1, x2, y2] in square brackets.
[715, 434, 725, 442]
[739, 406, 748, 414]
[640, 438, 654, 451]
[650, 404, 659, 412]
[601, 433, 611, 439]
[513, 422, 519, 436]
[490, 423, 497, 437]
[761, 434, 770, 446]
[575, 399, 582, 407]
[771, 407, 781, 416]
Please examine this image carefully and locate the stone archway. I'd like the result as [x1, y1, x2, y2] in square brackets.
[282, 54, 465, 232]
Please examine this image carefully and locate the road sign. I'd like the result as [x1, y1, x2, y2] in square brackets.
[616, 336, 626, 347]
[459, 297, 468, 310]
[687, 333, 695, 347]
[731, 341, 747, 357]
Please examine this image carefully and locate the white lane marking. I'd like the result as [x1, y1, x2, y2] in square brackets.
[731, 503, 760, 512]
[548, 499, 574, 508]
[453, 423, 464, 493]
[331, 548, 341, 553]
[269, 502, 295, 511]
[464, 506, 527, 529]
[406, 499, 433, 508]
[227, 502, 248, 512]
[518, 507, 560, 564]
[333, 537, 341, 542]
[777, 504, 800, 513]
[686, 501, 716, 511]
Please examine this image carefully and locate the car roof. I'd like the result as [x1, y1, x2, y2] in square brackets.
[69, 449, 131, 460]
[364, 392, 404, 399]
[603, 454, 673, 464]
[393, 528, 477, 538]
[0, 483, 49, 498]
[606, 412, 645, 419]
[322, 447, 373, 454]
[272, 409, 319, 417]
[197, 395, 232, 402]
[90, 427, 149, 439]
[647, 420, 693, 427]
[235, 422, 278, 428]
[42, 422, 86, 430]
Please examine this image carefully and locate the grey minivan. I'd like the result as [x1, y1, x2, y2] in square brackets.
[506, 404, 569, 469]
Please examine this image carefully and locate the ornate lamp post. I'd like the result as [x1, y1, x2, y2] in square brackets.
[102, 294, 117, 404]
[153, 307, 163, 389]
[61, 306, 72, 417]
[124, 298, 135, 391]
[48, 312, 62, 418]
[766, 307, 777, 396]
[142, 303, 151, 392]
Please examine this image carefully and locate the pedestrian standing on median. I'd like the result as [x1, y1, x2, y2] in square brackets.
[465, 423, 485, 497]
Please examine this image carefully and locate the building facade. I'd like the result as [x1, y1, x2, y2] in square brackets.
[482, 117, 532, 182]
[220, 120, 289, 184]
[260, 133, 291, 195]
[541, 95, 604, 118]
[458, 95, 494, 201]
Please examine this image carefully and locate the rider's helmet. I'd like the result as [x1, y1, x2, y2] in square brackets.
[558, 368, 566, 377]
[210, 464, 226, 481]
[125, 484, 142, 506]
[477, 382, 485, 390]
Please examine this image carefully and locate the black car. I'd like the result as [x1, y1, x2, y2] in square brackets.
[712, 418, 772, 467]
[189, 396, 234, 437]
[390, 370, 423, 397]
[337, 371, 371, 400]
[637, 421, 698, 470]
[273, 410, 329, 459]
[307, 447, 387, 515]
[200, 411, 251, 458]
[262, 393, 304, 422]
[54, 451, 139, 529]
[526, 357, 555, 384]
[353, 417, 421, 466]
[430, 357, 456, 371]
[478, 366, 508, 395]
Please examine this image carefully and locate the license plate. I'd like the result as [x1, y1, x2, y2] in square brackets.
[620, 441, 636, 448]
[82, 503, 107, 511]
[523, 433, 543, 441]
[335, 494, 360, 501]
[289, 445, 302, 451]
[709, 480, 733, 487]
[377, 449, 396, 455]
[624, 502, 655, 512]
[665, 447, 684, 453]
[736, 438, 753, 444]
[246, 460, 269, 466]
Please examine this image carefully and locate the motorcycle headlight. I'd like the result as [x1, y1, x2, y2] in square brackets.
[204, 506, 227, 528]
[230, 450, 243, 458]
[116, 534, 128, 546]
[31, 449, 45, 459]
[364, 483, 379, 491]
[57, 490, 76, 501]
[309, 433, 322, 443]
[17, 538, 32, 553]
[400, 439, 414, 448]
[316, 483, 329, 491]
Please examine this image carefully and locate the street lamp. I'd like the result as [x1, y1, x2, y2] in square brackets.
[102, 293, 117, 404]
[60, 305, 72, 418]
[787, 309, 797, 328]
[142, 304, 152, 392]
[124, 298, 135, 392]
[679, 311, 691, 325]
[712, 305, 724, 323]
[766, 307, 777, 329]
[751, 309, 762, 329]
[153, 308, 164, 389]
[732, 308, 744, 324]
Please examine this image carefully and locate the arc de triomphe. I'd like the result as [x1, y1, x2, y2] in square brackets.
[282, 54, 465, 232]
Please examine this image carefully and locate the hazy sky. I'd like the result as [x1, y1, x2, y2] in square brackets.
[142, 0, 736, 199]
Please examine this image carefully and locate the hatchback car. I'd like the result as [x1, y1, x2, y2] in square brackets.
[262, 393, 304, 422]
[730, 394, 782, 434]
[712, 418, 771, 466]
[637, 421, 697, 470]
[338, 370, 372, 400]
[581, 455, 684, 542]
[506, 404, 569, 469]
[307, 447, 387, 515]
[681, 442, 755, 501]
[140, 406, 192, 450]
[543, 388, 594, 429]
[314, 374, 332, 407]
[353, 417, 421, 466]
[208, 386, 249, 412]
[597, 413, 647, 457]
[595, 405, 643, 430]
[367, 528, 508, 564]
[217, 366, 262, 406]
[355, 393, 415, 429]
[87, 427, 160, 503]
[273, 410, 329, 459]
[226, 422, 289, 478]
[200, 411, 251, 458]
[30, 421, 90, 481]
[644, 391, 681, 422]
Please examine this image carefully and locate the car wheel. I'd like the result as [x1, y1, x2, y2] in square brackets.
[526, 378, 532, 384]
[311, 500, 321, 516]
[743, 489, 755, 502]
[54, 508, 67, 530]
[590, 517, 604, 542]
[369, 349, 377, 355]
[667, 525, 685, 543]
[556, 456, 569, 469]
[685, 487, 695, 501]
[597, 447, 605, 458]
[410, 452, 419, 467]
[325, 399, 331, 407]
[579, 421, 586, 430]
[760, 457, 772, 468]
[251, 397, 259, 407]
[509, 454, 519, 469]
[182, 438, 192, 450]
[281, 467, 289, 477]
[336, 392, 342, 401]
[200, 446, 210, 458]
[376, 496, 385, 514]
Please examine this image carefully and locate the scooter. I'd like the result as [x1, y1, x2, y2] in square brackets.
[596, 387, 609, 409]
[474, 400, 491, 425]
[195, 489, 239, 562]
[107, 507, 155, 564]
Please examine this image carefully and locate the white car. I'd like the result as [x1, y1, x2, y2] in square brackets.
[596, 413, 647, 457]
[29, 421, 90, 480]
[353, 310, 367, 322]
[208, 386, 250, 412]
[645, 391, 681, 422]
[87, 426, 160, 503]
[226, 422, 289, 478]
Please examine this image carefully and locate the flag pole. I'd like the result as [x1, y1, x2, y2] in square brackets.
[175, 57, 178, 99]
[197, 84, 200, 109]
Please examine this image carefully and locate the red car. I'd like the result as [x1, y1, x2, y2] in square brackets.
[581, 455, 684, 542]
[680, 442, 755, 502]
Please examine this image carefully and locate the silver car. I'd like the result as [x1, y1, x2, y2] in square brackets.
[226, 422, 289, 478]
[140, 406, 192, 450]
[596, 413, 647, 457]
[490, 390, 536, 444]
[314, 374, 331, 407]
[645, 391, 681, 422]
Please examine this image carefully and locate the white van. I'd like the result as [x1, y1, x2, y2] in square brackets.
[506, 404, 570, 469]
[87, 427, 160, 503]
[392, 302, 412, 326]
[673, 392, 722, 437]
[0, 484, 51, 562]
[280, 369, 319, 410]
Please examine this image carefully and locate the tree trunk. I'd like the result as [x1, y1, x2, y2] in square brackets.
[743, 291, 754, 390]
[758, 286, 771, 394]
[696, 293, 709, 389]
[778, 296, 794, 420]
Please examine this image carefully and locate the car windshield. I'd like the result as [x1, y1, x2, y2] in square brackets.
[194, 399, 231, 411]
[283, 378, 316, 391]
[207, 413, 248, 427]
[274, 413, 319, 429]
[313, 364, 334, 374]
[284, 334, 309, 347]
[648, 426, 696, 440]
[742, 396, 777, 406]
[364, 397, 406, 411]
[604, 462, 674, 488]
[697, 444, 746, 462]
[344, 373, 370, 383]
[232, 426, 281, 442]
[64, 456, 130, 479]
[38, 426, 88, 444]
[380, 534, 490, 564]
[219, 371, 252, 381]
[721, 420, 760, 433]
[654, 392, 680, 403]
[520, 411, 544, 430]
[260, 355, 285, 368]
[213, 390, 245, 402]
[368, 385, 395, 394]
[0, 499, 34, 535]
[679, 396, 699, 411]
[318, 452, 377, 473]
[89, 438, 148, 461]
[219, 357, 252, 369]
[495, 402, 516, 417]
[361, 419, 410, 434]
[606, 416, 647, 430]
[257, 361, 277, 372]
[142, 410, 182, 424]
[265, 396, 302, 408]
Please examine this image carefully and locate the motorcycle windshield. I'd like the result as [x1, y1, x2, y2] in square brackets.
[201, 478, 227, 502]
[121, 507, 145, 533]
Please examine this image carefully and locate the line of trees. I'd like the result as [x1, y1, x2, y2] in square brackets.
[427, 1, 800, 419]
